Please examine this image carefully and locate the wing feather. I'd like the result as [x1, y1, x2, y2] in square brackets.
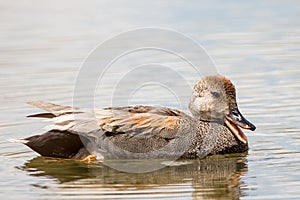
[27, 102, 184, 139]
[95, 106, 182, 138]
[27, 101, 80, 117]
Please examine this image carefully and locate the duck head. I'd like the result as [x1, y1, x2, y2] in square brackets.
[189, 75, 256, 143]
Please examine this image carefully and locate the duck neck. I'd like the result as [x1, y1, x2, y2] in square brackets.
[199, 118, 224, 125]
[190, 110, 225, 124]
[190, 111, 225, 125]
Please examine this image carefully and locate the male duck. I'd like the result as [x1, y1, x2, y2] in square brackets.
[19, 75, 255, 160]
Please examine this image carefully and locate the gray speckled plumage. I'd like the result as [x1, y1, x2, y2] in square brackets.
[93, 110, 248, 159]
[19, 75, 255, 160]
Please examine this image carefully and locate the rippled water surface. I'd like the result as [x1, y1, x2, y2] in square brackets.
[1, 1, 300, 199]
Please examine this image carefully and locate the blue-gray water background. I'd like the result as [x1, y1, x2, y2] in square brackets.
[0, 1, 300, 199]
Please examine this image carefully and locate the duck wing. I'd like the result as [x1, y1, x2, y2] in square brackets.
[27, 102, 195, 158]
[27, 102, 185, 140]
[96, 106, 183, 139]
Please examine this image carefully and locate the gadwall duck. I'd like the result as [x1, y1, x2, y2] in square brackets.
[18, 75, 255, 160]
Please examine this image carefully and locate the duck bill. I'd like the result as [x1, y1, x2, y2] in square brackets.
[224, 108, 256, 144]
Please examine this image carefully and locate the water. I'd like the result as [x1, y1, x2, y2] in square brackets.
[1, 1, 300, 199]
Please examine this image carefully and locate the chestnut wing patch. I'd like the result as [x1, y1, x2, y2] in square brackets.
[96, 106, 182, 138]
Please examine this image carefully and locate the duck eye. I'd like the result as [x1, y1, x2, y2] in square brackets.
[211, 91, 220, 98]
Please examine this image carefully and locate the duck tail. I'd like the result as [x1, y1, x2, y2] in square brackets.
[8, 138, 29, 144]
[27, 101, 78, 118]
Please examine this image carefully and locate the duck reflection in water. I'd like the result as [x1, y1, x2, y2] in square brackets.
[20, 154, 248, 199]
